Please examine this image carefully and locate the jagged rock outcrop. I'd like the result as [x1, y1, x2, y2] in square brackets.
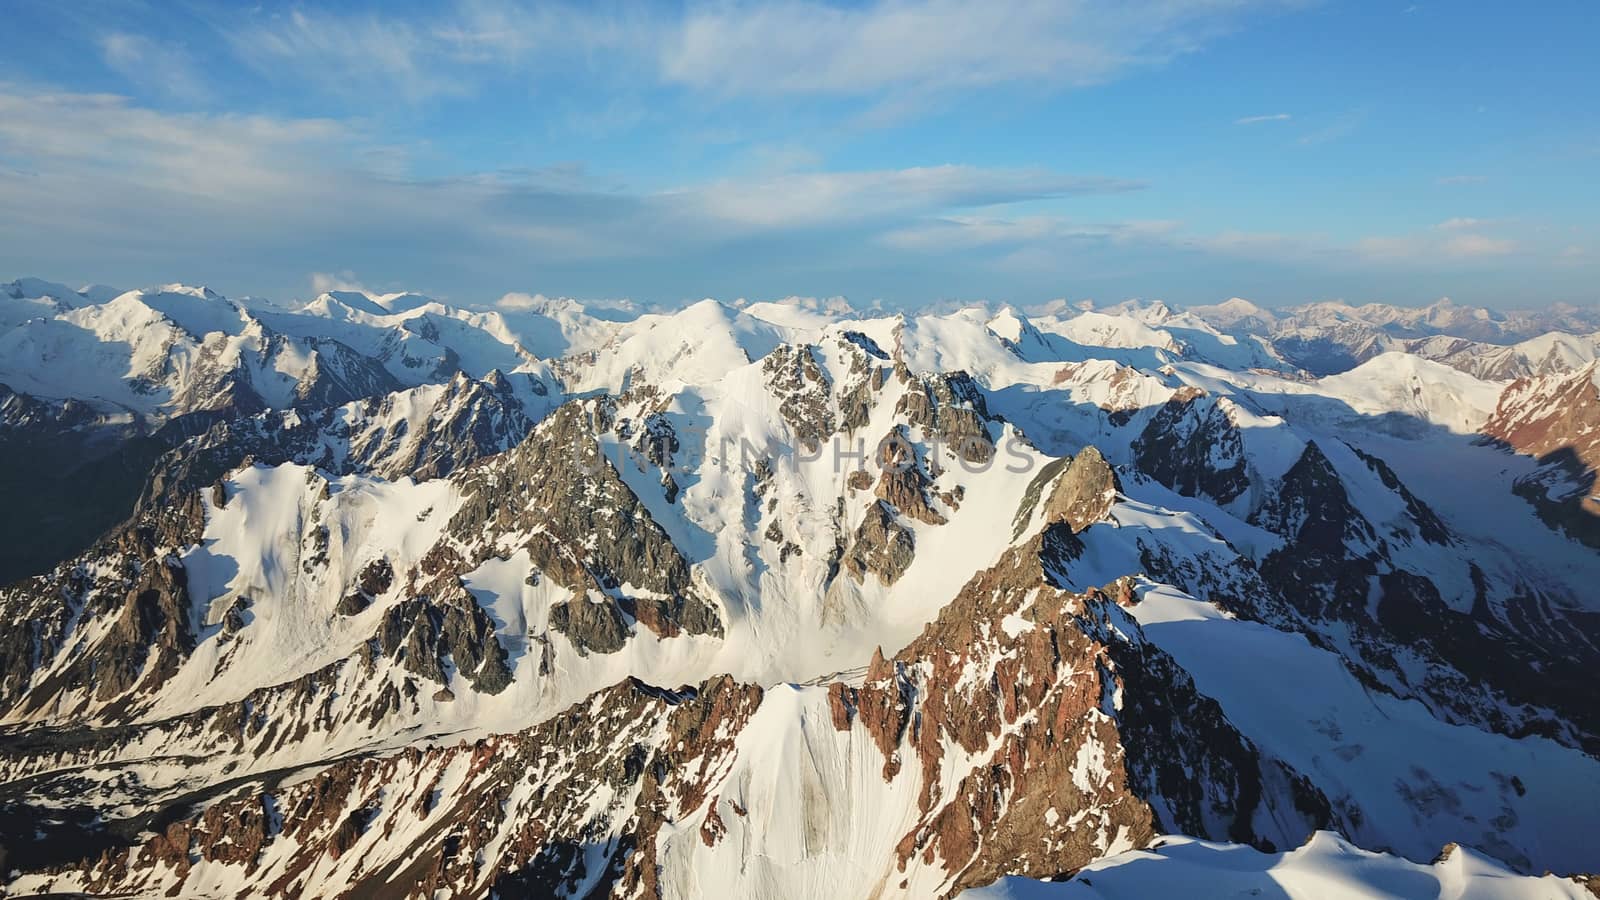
[374, 589, 513, 695]
[1132, 388, 1250, 506]
[1010, 446, 1120, 539]
[149, 369, 554, 495]
[897, 371, 996, 463]
[874, 425, 948, 526]
[1041, 446, 1120, 533]
[764, 344, 835, 452]
[448, 401, 722, 654]
[829, 526, 1327, 893]
[844, 499, 918, 586]
[1253, 441, 1378, 619]
[337, 558, 394, 616]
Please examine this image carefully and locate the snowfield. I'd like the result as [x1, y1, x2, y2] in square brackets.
[966, 832, 1597, 900]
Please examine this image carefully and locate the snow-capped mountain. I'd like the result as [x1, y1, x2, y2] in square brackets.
[1184, 296, 1600, 377]
[1481, 363, 1600, 549]
[1, 278, 1597, 898]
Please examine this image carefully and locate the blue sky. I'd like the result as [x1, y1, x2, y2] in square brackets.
[1, 0, 1595, 309]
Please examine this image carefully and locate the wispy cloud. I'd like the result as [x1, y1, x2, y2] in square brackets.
[661, 0, 1296, 97]
[227, 9, 470, 102]
[209, 0, 1299, 111]
[686, 168, 1143, 229]
[1437, 174, 1488, 185]
[879, 206, 1542, 272]
[1434, 217, 1496, 231]
[1297, 109, 1366, 146]
[881, 215, 1178, 252]
[98, 32, 213, 104]
[1440, 233, 1517, 257]
[0, 85, 1140, 295]
[1234, 113, 1291, 125]
[1355, 232, 1518, 261]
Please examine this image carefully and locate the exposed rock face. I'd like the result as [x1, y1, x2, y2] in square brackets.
[836, 332, 890, 432]
[151, 369, 555, 491]
[1481, 364, 1600, 547]
[0, 487, 210, 718]
[845, 499, 917, 586]
[13, 531, 1332, 900]
[764, 343, 835, 451]
[1132, 388, 1250, 506]
[626, 409, 681, 501]
[874, 425, 948, 526]
[1251, 441, 1600, 755]
[449, 401, 723, 654]
[1042, 446, 1120, 533]
[23, 676, 765, 900]
[1009, 446, 1119, 540]
[374, 589, 513, 695]
[830, 527, 1327, 892]
[548, 595, 630, 655]
[88, 555, 197, 701]
[1253, 441, 1378, 620]
[897, 371, 996, 463]
[338, 558, 394, 615]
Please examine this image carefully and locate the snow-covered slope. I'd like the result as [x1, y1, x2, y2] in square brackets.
[967, 832, 1599, 900]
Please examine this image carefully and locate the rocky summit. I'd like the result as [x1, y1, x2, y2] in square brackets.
[1, 280, 1598, 899]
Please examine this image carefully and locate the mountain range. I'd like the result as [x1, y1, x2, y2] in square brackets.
[1, 277, 1597, 898]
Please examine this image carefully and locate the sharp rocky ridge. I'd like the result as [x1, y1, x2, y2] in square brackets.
[1, 278, 1597, 898]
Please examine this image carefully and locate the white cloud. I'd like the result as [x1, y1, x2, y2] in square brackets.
[1433, 217, 1517, 235]
[1234, 113, 1291, 124]
[310, 271, 373, 294]
[495, 291, 553, 310]
[1437, 174, 1488, 185]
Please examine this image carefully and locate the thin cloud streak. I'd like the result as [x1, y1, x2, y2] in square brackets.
[98, 32, 214, 104]
[215, 0, 1300, 107]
